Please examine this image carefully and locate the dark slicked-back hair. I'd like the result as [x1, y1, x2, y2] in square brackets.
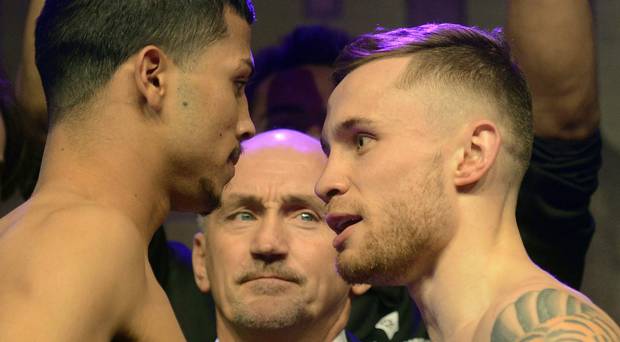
[334, 24, 533, 176]
[35, 0, 255, 125]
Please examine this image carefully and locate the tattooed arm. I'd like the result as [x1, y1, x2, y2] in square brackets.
[491, 288, 619, 341]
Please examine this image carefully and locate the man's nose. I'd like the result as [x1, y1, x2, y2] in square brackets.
[237, 103, 256, 141]
[250, 214, 289, 263]
[315, 157, 350, 204]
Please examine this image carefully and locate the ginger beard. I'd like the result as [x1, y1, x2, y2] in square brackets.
[335, 158, 455, 286]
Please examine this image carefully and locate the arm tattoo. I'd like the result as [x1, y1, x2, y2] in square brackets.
[491, 288, 619, 341]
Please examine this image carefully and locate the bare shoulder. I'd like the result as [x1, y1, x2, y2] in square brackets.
[0, 202, 148, 340]
[10, 202, 148, 296]
[490, 287, 620, 342]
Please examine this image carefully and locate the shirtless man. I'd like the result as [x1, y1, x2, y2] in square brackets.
[193, 129, 369, 342]
[0, 0, 255, 341]
[316, 14, 619, 342]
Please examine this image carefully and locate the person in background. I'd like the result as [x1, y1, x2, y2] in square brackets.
[506, 0, 602, 289]
[193, 129, 369, 342]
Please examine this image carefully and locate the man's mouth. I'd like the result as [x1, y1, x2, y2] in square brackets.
[238, 271, 303, 285]
[326, 214, 363, 234]
[228, 146, 241, 165]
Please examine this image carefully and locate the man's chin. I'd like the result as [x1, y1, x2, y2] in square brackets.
[336, 251, 382, 285]
[231, 297, 307, 330]
[198, 177, 222, 215]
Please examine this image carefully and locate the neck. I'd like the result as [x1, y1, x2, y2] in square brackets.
[33, 119, 170, 242]
[406, 192, 534, 341]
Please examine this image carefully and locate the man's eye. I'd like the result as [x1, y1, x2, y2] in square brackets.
[233, 211, 255, 221]
[234, 80, 247, 96]
[297, 211, 319, 222]
[356, 135, 372, 151]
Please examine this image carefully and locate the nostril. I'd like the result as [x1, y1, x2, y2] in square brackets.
[326, 188, 339, 200]
[240, 131, 253, 141]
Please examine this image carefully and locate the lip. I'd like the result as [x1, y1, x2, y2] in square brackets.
[248, 277, 292, 283]
[326, 213, 363, 234]
[242, 275, 298, 284]
[325, 213, 363, 250]
[228, 146, 241, 166]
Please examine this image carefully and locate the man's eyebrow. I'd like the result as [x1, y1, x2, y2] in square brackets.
[321, 117, 376, 155]
[239, 58, 255, 77]
[283, 194, 325, 209]
[221, 193, 264, 212]
[281, 194, 326, 216]
[336, 117, 375, 132]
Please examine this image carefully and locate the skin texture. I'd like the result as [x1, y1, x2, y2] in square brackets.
[316, 52, 618, 341]
[0, 7, 254, 342]
[193, 130, 368, 342]
[490, 288, 618, 342]
[156, 8, 255, 213]
[316, 57, 461, 287]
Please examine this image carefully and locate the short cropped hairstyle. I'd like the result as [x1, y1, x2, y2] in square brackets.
[35, 0, 255, 124]
[334, 24, 533, 176]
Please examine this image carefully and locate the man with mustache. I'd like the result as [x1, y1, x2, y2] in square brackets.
[315, 7, 619, 342]
[0, 0, 255, 340]
[193, 129, 369, 342]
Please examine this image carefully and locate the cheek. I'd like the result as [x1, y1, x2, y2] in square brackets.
[297, 239, 341, 283]
[206, 238, 245, 279]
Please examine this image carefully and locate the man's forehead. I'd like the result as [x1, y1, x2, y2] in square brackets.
[222, 190, 323, 207]
[241, 129, 323, 153]
[323, 56, 426, 141]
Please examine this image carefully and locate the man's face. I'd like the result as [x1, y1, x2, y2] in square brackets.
[193, 133, 353, 333]
[315, 57, 456, 285]
[165, 7, 255, 214]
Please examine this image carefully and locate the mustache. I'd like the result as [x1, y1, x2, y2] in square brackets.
[236, 263, 306, 285]
[326, 199, 366, 216]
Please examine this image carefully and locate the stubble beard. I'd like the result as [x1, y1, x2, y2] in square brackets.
[336, 165, 453, 286]
[227, 262, 311, 330]
[230, 295, 310, 330]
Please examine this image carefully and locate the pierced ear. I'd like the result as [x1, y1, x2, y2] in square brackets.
[135, 45, 168, 113]
[454, 120, 501, 187]
[350, 283, 371, 296]
[192, 232, 211, 293]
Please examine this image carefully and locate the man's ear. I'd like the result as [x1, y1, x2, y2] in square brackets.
[134, 45, 169, 113]
[350, 283, 371, 297]
[192, 232, 211, 293]
[453, 120, 501, 187]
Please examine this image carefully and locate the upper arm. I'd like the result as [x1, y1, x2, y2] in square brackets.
[506, 0, 599, 139]
[0, 208, 146, 341]
[491, 288, 619, 341]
